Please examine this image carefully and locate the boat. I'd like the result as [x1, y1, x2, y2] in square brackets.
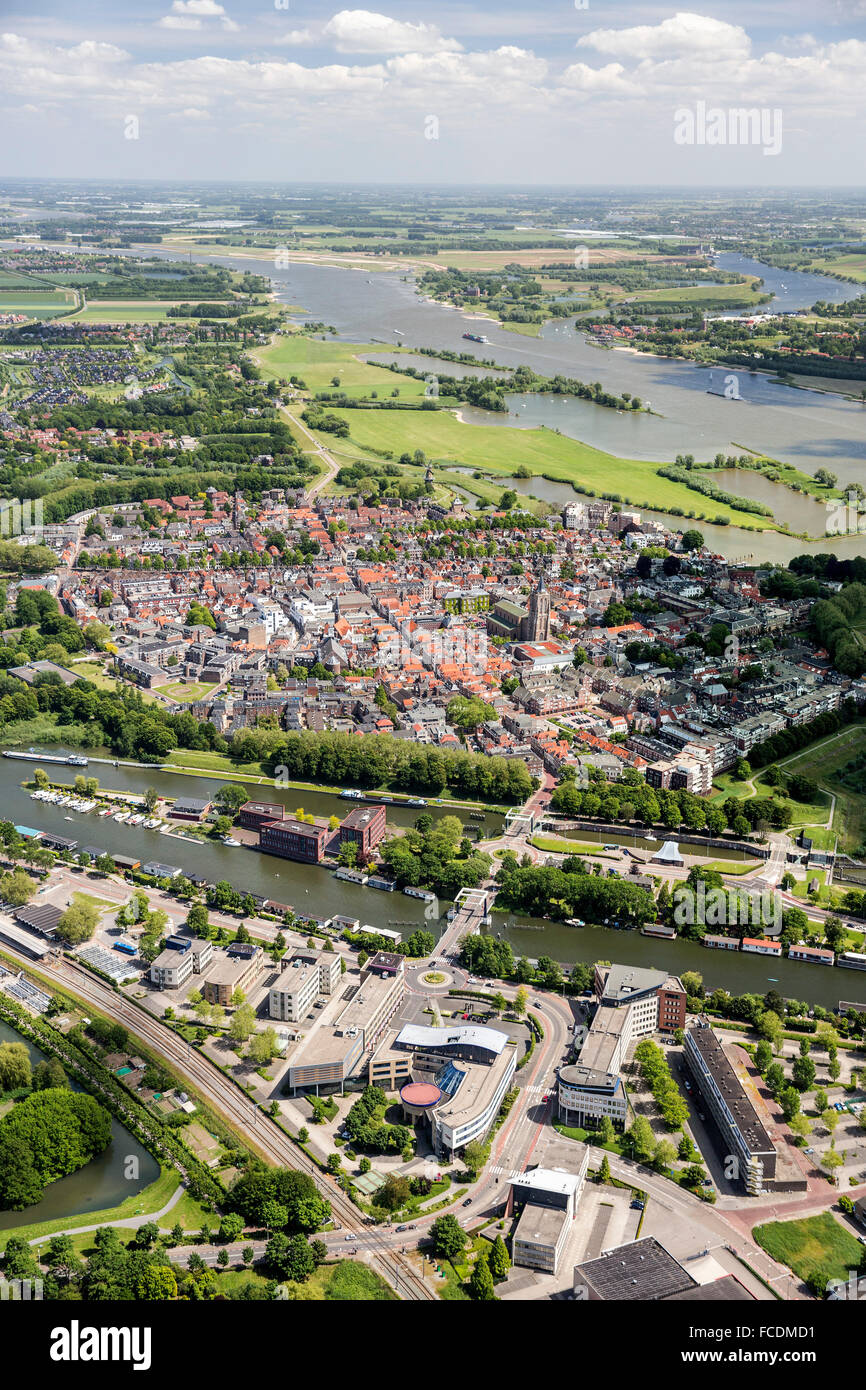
[340, 789, 363, 799]
[222, 837, 241, 847]
[462, 332, 489, 344]
[407, 798, 427, 807]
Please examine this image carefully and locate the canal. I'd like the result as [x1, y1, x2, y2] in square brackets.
[2, 748, 861, 1010]
[0, 1018, 160, 1232]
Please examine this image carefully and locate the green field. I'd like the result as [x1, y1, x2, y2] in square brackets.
[71, 302, 233, 324]
[253, 334, 428, 399]
[160, 680, 221, 703]
[780, 724, 866, 854]
[752, 1212, 863, 1287]
[306, 406, 776, 529]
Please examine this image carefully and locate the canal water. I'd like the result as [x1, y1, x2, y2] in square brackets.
[0, 749, 502, 929]
[0, 1018, 160, 1231]
[2, 748, 860, 1009]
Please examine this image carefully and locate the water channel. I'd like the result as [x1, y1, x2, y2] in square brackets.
[1, 749, 860, 1010]
[0, 1017, 160, 1232]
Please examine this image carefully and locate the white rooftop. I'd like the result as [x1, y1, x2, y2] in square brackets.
[395, 1022, 509, 1056]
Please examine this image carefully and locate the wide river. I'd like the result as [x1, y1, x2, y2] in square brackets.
[0, 1017, 159, 1231]
[11, 236, 866, 560]
[1, 750, 860, 1011]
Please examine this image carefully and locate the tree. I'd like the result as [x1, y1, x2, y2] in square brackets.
[217, 1248, 229, 1269]
[242, 1246, 254, 1267]
[229, 1004, 257, 1044]
[789, 1113, 811, 1143]
[0, 1041, 32, 1092]
[45, 1233, 82, 1284]
[247, 1028, 279, 1066]
[598, 1114, 615, 1146]
[597, 1154, 611, 1184]
[327, 1152, 342, 1175]
[757, 1010, 784, 1051]
[489, 1234, 511, 1282]
[779, 1086, 801, 1122]
[267, 1231, 315, 1283]
[625, 1115, 655, 1162]
[55, 898, 99, 946]
[430, 1214, 466, 1260]
[792, 1055, 816, 1092]
[514, 985, 528, 1017]
[219, 1212, 245, 1243]
[463, 1140, 488, 1176]
[754, 1040, 773, 1074]
[469, 1250, 496, 1301]
[374, 1175, 410, 1212]
[214, 784, 251, 818]
[262, 1200, 288, 1232]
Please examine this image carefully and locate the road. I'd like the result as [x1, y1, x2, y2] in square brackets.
[288, 408, 341, 498]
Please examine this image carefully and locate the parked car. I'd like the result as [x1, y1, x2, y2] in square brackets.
[630, 1200, 644, 1210]
[462, 1198, 472, 1208]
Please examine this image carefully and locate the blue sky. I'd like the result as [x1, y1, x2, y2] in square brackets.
[1, 1, 865, 183]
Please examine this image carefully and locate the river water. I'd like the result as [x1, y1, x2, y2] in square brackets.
[2, 749, 861, 1009]
[14, 237, 866, 558]
[0, 1018, 159, 1231]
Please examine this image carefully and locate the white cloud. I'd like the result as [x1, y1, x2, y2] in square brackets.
[320, 10, 462, 54]
[157, 1, 238, 33]
[577, 12, 751, 62]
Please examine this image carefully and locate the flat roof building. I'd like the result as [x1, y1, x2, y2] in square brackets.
[684, 1017, 777, 1194]
[260, 818, 327, 864]
[202, 945, 265, 1006]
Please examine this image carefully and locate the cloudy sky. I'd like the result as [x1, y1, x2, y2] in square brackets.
[1, 1, 865, 183]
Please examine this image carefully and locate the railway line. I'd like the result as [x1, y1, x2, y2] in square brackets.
[25, 951, 435, 1302]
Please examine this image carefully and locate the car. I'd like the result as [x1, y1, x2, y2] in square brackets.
[702, 1177, 713, 1186]
[630, 1200, 644, 1210]
[684, 1080, 692, 1091]
[396, 1224, 407, 1232]
[344, 1234, 353, 1241]
[698, 1113, 706, 1122]
[542, 1093, 549, 1102]
[804, 1147, 814, 1154]
[462, 1198, 472, 1208]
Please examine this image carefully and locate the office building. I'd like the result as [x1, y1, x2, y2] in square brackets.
[683, 1017, 777, 1194]
[339, 804, 387, 858]
[508, 1162, 588, 1275]
[260, 818, 327, 863]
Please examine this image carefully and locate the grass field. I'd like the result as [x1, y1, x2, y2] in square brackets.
[779, 724, 866, 854]
[160, 680, 220, 703]
[253, 334, 428, 399]
[71, 302, 234, 324]
[752, 1212, 863, 1286]
[308, 406, 775, 529]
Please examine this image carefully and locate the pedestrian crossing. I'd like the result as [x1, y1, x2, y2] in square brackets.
[489, 1164, 520, 1178]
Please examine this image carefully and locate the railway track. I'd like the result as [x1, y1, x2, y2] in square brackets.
[34, 953, 435, 1301]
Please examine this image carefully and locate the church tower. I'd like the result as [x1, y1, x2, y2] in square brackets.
[523, 571, 551, 643]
